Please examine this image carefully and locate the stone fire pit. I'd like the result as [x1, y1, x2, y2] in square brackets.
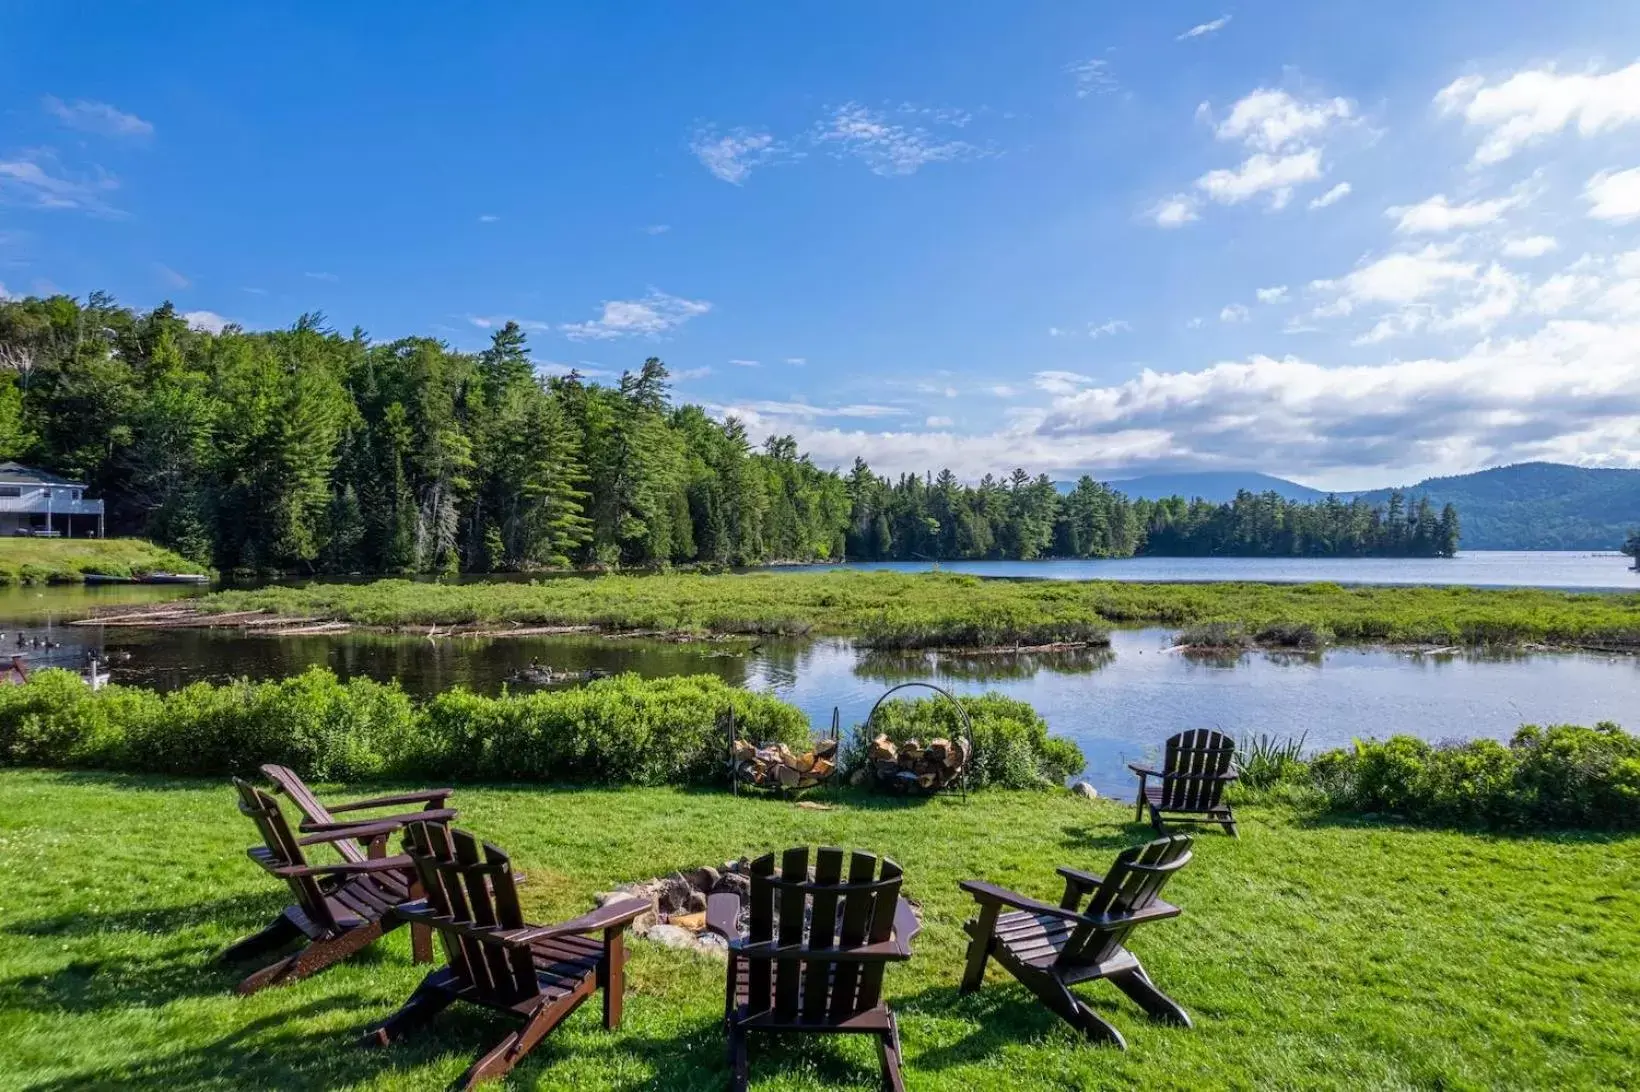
[593, 859, 753, 956]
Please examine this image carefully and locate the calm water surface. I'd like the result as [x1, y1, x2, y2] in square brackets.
[788, 551, 1640, 590]
[13, 591, 1638, 795]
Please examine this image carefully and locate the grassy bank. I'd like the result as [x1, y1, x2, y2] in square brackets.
[0, 770, 1634, 1090]
[0, 537, 202, 585]
[191, 570, 1640, 649]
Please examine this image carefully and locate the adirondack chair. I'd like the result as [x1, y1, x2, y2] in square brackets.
[366, 821, 649, 1090]
[222, 777, 432, 995]
[705, 847, 921, 1092]
[1128, 729, 1239, 836]
[958, 835, 1194, 1050]
[260, 763, 457, 862]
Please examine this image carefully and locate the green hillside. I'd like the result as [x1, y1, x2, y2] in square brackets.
[1354, 463, 1640, 551]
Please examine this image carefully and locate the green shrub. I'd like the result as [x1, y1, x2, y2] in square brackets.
[1309, 723, 1640, 829]
[0, 667, 810, 787]
[1235, 732, 1308, 790]
[845, 691, 1085, 788]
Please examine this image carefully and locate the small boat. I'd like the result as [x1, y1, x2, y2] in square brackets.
[139, 572, 211, 585]
[82, 573, 137, 585]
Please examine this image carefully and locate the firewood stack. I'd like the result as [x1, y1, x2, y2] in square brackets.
[731, 737, 839, 791]
[869, 734, 971, 793]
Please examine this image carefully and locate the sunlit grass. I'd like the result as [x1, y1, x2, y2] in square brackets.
[0, 769, 1635, 1089]
[0, 538, 201, 585]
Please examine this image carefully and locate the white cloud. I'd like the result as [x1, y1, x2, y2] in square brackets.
[154, 263, 190, 289]
[242, 286, 268, 295]
[1091, 319, 1131, 338]
[1066, 59, 1117, 98]
[813, 102, 980, 176]
[1585, 167, 1640, 222]
[0, 151, 119, 214]
[1311, 244, 1478, 309]
[985, 384, 1019, 397]
[1177, 15, 1231, 40]
[304, 271, 339, 282]
[1212, 88, 1353, 153]
[691, 126, 788, 184]
[477, 214, 499, 223]
[183, 310, 232, 334]
[1220, 303, 1251, 322]
[785, 356, 807, 366]
[1197, 149, 1322, 208]
[560, 290, 712, 341]
[1436, 61, 1640, 165]
[716, 400, 908, 421]
[1532, 271, 1601, 314]
[1150, 194, 1199, 227]
[1502, 235, 1559, 258]
[42, 96, 152, 138]
[1033, 370, 1093, 396]
[1388, 192, 1522, 234]
[672, 366, 713, 381]
[466, 314, 552, 332]
[1186, 316, 1204, 329]
[728, 358, 760, 367]
[1308, 182, 1351, 209]
[1435, 263, 1524, 332]
[645, 224, 670, 234]
[925, 415, 954, 428]
[1256, 286, 1289, 304]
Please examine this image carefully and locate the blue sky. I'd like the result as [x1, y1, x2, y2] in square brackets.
[5, 3, 1640, 489]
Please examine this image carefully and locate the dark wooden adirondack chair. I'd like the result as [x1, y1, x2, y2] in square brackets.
[1129, 729, 1239, 836]
[260, 763, 457, 862]
[705, 847, 921, 1092]
[366, 821, 649, 1090]
[958, 835, 1194, 1049]
[222, 777, 432, 995]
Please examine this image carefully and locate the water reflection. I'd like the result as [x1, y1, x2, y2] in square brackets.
[854, 646, 1115, 684]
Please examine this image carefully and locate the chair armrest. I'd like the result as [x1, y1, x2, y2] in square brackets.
[504, 897, 650, 946]
[298, 808, 457, 834]
[705, 892, 742, 941]
[268, 853, 415, 879]
[1156, 771, 1238, 782]
[1127, 764, 1161, 778]
[888, 897, 921, 956]
[328, 788, 454, 813]
[296, 819, 404, 846]
[959, 880, 1093, 926]
[1056, 866, 1105, 905]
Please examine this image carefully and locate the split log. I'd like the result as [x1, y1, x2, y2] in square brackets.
[731, 736, 841, 792]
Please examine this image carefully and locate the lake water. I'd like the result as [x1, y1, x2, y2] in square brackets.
[12, 596, 1639, 796]
[786, 551, 1640, 590]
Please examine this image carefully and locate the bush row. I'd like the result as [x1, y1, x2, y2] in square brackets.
[0, 668, 1086, 790]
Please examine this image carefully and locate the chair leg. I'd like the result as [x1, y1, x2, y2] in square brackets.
[1147, 803, 1167, 835]
[1109, 963, 1191, 1027]
[235, 922, 383, 995]
[1133, 783, 1146, 824]
[959, 906, 999, 994]
[727, 1023, 750, 1092]
[364, 974, 456, 1046]
[219, 910, 302, 964]
[876, 1010, 906, 1092]
[1218, 807, 1239, 838]
[409, 921, 434, 964]
[601, 930, 625, 1030]
[1026, 974, 1127, 1049]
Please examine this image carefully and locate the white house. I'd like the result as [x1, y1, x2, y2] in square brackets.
[0, 462, 106, 538]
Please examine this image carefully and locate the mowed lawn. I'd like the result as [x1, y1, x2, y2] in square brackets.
[0, 771, 1635, 1091]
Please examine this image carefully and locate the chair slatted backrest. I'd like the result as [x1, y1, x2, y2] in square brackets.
[402, 821, 537, 1006]
[1159, 729, 1236, 812]
[744, 846, 903, 1026]
[232, 777, 337, 934]
[1059, 835, 1193, 968]
[260, 764, 365, 863]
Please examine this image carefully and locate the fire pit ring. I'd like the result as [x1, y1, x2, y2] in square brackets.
[860, 682, 975, 799]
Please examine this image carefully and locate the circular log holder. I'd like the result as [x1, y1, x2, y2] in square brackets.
[860, 682, 975, 800]
[727, 706, 842, 797]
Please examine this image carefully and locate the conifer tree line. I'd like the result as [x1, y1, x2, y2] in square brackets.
[0, 295, 1457, 571]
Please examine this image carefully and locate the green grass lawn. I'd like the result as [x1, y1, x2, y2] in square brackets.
[193, 570, 1640, 649]
[0, 770, 1635, 1090]
[0, 538, 202, 585]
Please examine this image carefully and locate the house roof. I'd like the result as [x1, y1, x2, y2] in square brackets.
[0, 462, 85, 487]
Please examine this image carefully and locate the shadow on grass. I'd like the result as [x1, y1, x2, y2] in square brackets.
[5, 891, 279, 940]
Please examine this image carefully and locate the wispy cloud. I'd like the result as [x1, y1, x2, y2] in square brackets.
[304, 271, 339, 282]
[926, 415, 954, 428]
[784, 356, 807, 366]
[813, 102, 982, 176]
[715, 400, 909, 421]
[690, 126, 790, 184]
[1149, 194, 1200, 227]
[42, 96, 153, 138]
[1256, 286, 1289, 303]
[477, 214, 499, 223]
[1585, 167, 1640, 223]
[1308, 181, 1352, 209]
[672, 366, 713, 381]
[467, 314, 552, 332]
[1066, 58, 1118, 98]
[1502, 235, 1558, 258]
[560, 290, 712, 341]
[1220, 303, 1251, 322]
[0, 151, 120, 215]
[242, 286, 269, 295]
[645, 224, 671, 235]
[728, 358, 760, 367]
[1177, 15, 1232, 41]
[1388, 191, 1523, 234]
[154, 263, 190, 290]
[1436, 61, 1640, 165]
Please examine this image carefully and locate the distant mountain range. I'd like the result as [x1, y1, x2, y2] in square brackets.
[1055, 463, 1640, 551]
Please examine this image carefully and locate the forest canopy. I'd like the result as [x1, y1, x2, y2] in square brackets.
[0, 294, 1458, 572]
